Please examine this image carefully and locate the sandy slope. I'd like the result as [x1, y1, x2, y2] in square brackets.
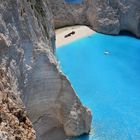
[55, 25, 95, 47]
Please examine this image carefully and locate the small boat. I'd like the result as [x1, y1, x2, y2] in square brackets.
[104, 51, 110, 55]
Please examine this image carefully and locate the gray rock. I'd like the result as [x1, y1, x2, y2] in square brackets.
[48, 0, 89, 28]
[0, 0, 92, 140]
[0, 62, 36, 140]
[49, 0, 140, 37]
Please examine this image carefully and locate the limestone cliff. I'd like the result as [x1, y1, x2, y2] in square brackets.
[49, 0, 140, 37]
[0, 67, 36, 140]
[0, 0, 92, 140]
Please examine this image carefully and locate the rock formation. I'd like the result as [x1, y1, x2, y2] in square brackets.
[49, 0, 140, 37]
[48, 0, 89, 28]
[2, 0, 140, 139]
[0, 0, 92, 140]
[0, 68, 36, 140]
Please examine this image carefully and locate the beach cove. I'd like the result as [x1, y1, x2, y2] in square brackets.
[56, 26, 140, 140]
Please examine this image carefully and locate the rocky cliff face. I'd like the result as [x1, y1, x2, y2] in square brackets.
[0, 68, 36, 140]
[49, 0, 140, 37]
[48, 0, 89, 28]
[0, 0, 92, 140]
[3, 0, 139, 139]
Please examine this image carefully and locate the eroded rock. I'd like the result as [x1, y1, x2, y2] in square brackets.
[0, 68, 36, 140]
[49, 0, 140, 37]
[0, 0, 92, 139]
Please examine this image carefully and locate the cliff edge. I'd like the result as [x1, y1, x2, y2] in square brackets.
[0, 0, 92, 140]
[49, 0, 140, 37]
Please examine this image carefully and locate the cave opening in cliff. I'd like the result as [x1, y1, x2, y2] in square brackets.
[55, 25, 140, 140]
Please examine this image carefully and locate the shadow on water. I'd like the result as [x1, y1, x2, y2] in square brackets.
[93, 30, 139, 41]
[119, 30, 139, 39]
[71, 134, 90, 140]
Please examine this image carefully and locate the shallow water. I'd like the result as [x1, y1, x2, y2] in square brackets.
[56, 33, 140, 140]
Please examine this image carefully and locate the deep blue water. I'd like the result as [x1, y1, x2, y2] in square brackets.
[56, 33, 140, 140]
[65, 0, 83, 4]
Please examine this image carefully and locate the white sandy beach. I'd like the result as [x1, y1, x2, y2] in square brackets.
[55, 25, 95, 47]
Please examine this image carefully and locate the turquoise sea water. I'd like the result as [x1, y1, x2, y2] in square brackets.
[56, 33, 140, 140]
[65, 0, 83, 4]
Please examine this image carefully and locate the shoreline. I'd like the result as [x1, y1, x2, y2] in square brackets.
[55, 25, 95, 47]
